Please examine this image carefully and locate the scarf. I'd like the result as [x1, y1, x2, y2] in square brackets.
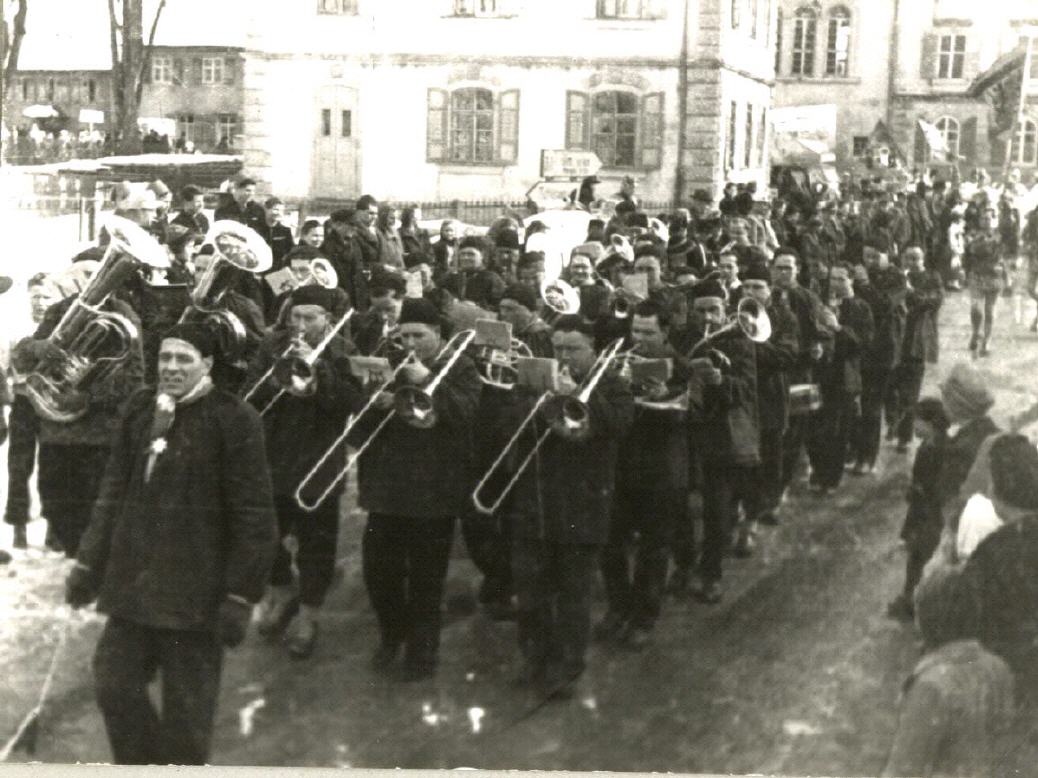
[144, 375, 214, 482]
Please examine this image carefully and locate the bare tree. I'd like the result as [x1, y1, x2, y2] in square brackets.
[1, 0, 30, 90]
[107, 0, 166, 154]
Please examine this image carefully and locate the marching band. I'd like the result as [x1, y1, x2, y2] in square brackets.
[7, 176, 971, 765]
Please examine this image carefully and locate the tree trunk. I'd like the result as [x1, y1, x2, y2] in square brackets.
[116, 0, 143, 154]
[2, 0, 29, 89]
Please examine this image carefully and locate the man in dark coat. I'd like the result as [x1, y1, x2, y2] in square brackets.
[850, 247, 906, 473]
[351, 298, 481, 681]
[257, 196, 295, 271]
[506, 315, 633, 697]
[598, 300, 688, 647]
[740, 263, 800, 537]
[686, 279, 759, 603]
[12, 284, 145, 557]
[65, 324, 278, 765]
[894, 246, 943, 449]
[806, 263, 874, 493]
[438, 235, 506, 311]
[169, 185, 210, 237]
[322, 209, 370, 312]
[213, 177, 265, 234]
[245, 286, 363, 659]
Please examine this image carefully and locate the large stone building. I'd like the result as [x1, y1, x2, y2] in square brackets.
[242, 0, 778, 204]
[773, 0, 1038, 176]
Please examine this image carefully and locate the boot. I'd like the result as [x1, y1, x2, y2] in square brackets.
[255, 585, 299, 638]
[286, 606, 319, 659]
[12, 525, 28, 550]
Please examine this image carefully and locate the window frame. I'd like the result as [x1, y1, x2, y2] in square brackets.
[449, 87, 497, 165]
[427, 86, 520, 167]
[201, 57, 224, 85]
[824, 7, 851, 77]
[564, 88, 662, 171]
[935, 116, 960, 158]
[177, 113, 196, 144]
[774, 6, 783, 72]
[791, 6, 818, 77]
[1014, 117, 1038, 166]
[452, 0, 505, 17]
[596, 0, 662, 21]
[152, 55, 173, 84]
[317, 0, 358, 14]
[937, 33, 966, 79]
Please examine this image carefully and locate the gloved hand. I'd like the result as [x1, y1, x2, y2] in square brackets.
[65, 563, 98, 609]
[28, 340, 64, 364]
[216, 596, 253, 648]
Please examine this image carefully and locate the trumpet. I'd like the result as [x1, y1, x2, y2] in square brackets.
[474, 337, 534, 390]
[242, 308, 354, 416]
[471, 338, 625, 516]
[293, 330, 475, 512]
[687, 296, 771, 368]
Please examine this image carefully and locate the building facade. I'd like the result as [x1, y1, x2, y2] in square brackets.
[773, 0, 1038, 177]
[242, 0, 778, 205]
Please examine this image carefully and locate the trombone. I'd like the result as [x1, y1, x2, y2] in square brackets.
[293, 329, 475, 512]
[471, 338, 625, 516]
[242, 308, 355, 416]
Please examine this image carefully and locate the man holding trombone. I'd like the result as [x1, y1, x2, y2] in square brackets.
[350, 298, 481, 682]
[244, 285, 363, 659]
[499, 315, 634, 699]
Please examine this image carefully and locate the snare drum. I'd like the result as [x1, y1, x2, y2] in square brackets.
[788, 383, 822, 416]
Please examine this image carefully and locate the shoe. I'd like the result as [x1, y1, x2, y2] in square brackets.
[1030, 316, 1037, 333]
[12, 525, 28, 550]
[666, 568, 691, 596]
[44, 527, 64, 554]
[732, 529, 755, 558]
[256, 589, 299, 638]
[694, 579, 723, 604]
[886, 595, 914, 621]
[979, 343, 991, 358]
[622, 625, 653, 650]
[758, 509, 779, 526]
[809, 482, 833, 497]
[371, 642, 401, 672]
[968, 335, 978, 354]
[593, 610, 628, 642]
[286, 615, 318, 660]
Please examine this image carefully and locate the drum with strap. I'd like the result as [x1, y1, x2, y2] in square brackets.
[788, 383, 822, 416]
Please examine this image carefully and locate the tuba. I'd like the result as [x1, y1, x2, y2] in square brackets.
[180, 220, 272, 360]
[539, 277, 581, 325]
[25, 215, 170, 423]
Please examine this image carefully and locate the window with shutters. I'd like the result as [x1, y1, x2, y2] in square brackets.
[935, 116, 959, 157]
[825, 7, 851, 77]
[152, 56, 173, 84]
[937, 34, 966, 79]
[1014, 118, 1038, 165]
[564, 89, 663, 169]
[218, 114, 238, 147]
[791, 7, 817, 76]
[597, 0, 664, 20]
[426, 87, 520, 165]
[317, 0, 358, 13]
[201, 57, 224, 85]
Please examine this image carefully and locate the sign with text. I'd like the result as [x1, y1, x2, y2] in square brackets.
[540, 150, 602, 180]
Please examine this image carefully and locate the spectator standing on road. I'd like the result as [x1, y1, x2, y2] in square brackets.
[170, 185, 210, 237]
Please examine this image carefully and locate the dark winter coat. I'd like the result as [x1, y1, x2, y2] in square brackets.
[257, 222, 295, 270]
[244, 329, 363, 500]
[858, 265, 907, 371]
[12, 296, 144, 447]
[351, 353, 481, 517]
[213, 199, 266, 235]
[321, 229, 369, 311]
[816, 296, 874, 397]
[900, 434, 946, 553]
[508, 372, 634, 544]
[76, 388, 278, 632]
[902, 268, 943, 364]
[938, 415, 1000, 518]
[756, 301, 800, 433]
[771, 284, 826, 381]
[170, 210, 210, 237]
[687, 328, 760, 468]
[441, 269, 506, 310]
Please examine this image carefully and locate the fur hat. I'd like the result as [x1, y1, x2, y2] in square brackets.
[163, 322, 217, 358]
[500, 283, 538, 312]
[940, 363, 994, 421]
[399, 297, 443, 331]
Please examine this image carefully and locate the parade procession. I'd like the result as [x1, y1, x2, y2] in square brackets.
[4, 0, 1038, 775]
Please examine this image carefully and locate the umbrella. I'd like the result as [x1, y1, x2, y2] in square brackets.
[22, 104, 61, 120]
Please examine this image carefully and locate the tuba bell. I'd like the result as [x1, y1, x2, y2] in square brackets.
[24, 215, 170, 423]
[539, 277, 581, 325]
[180, 220, 272, 360]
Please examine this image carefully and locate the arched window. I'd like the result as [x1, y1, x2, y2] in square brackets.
[791, 7, 818, 76]
[1015, 118, 1038, 166]
[935, 116, 960, 158]
[825, 6, 851, 76]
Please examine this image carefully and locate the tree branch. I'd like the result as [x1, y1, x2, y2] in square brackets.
[2, 0, 30, 89]
[134, 0, 165, 104]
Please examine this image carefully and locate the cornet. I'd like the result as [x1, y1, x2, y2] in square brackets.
[687, 296, 771, 368]
[470, 338, 625, 516]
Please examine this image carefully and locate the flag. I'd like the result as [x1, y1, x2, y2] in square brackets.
[967, 41, 1029, 135]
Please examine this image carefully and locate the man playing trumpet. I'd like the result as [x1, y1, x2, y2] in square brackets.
[245, 286, 363, 658]
[351, 298, 481, 681]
